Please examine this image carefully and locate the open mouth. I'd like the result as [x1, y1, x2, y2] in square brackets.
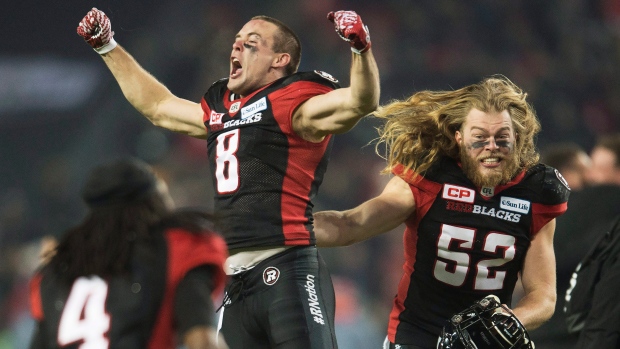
[230, 58, 242, 78]
[480, 157, 502, 168]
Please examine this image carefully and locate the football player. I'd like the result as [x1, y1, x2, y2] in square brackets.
[314, 76, 570, 348]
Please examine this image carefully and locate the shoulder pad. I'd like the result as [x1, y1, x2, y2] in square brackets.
[209, 77, 228, 89]
[526, 164, 571, 205]
[281, 71, 341, 89]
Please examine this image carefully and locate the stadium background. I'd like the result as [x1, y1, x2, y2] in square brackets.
[1, 0, 619, 348]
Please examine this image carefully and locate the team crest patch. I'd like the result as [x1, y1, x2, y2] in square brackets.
[263, 267, 280, 285]
[555, 169, 571, 190]
[313, 70, 339, 83]
[480, 186, 494, 197]
[229, 101, 241, 115]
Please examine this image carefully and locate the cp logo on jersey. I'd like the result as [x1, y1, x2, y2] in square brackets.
[263, 267, 280, 286]
[442, 184, 475, 203]
[209, 111, 224, 125]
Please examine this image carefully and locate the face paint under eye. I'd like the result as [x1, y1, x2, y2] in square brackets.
[470, 141, 489, 149]
[496, 140, 513, 149]
[243, 43, 258, 52]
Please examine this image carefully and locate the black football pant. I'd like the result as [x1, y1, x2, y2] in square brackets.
[219, 246, 338, 349]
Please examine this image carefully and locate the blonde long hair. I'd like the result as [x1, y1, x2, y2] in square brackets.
[374, 76, 541, 175]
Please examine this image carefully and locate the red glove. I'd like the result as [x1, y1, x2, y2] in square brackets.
[77, 8, 117, 54]
[327, 11, 371, 54]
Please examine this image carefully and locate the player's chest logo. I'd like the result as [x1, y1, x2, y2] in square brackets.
[442, 184, 476, 203]
[481, 186, 494, 197]
[499, 196, 531, 214]
[229, 101, 241, 115]
[209, 111, 225, 131]
[241, 97, 268, 119]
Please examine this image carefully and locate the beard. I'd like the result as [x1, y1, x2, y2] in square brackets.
[459, 149, 521, 188]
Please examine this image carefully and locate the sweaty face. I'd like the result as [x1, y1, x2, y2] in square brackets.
[455, 108, 520, 188]
[228, 19, 281, 97]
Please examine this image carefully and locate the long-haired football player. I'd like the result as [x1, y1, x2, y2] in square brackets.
[29, 158, 228, 349]
[315, 76, 569, 348]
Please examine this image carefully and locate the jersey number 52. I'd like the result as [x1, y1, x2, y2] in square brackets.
[434, 224, 516, 290]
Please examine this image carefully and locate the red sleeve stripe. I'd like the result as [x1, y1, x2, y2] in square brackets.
[200, 97, 211, 125]
[531, 202, 568, 236]
[29, 273, 44, 321]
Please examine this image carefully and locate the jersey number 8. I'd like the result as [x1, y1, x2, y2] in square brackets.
[215, 129, 240, 193]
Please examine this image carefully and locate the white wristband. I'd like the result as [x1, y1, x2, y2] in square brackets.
[94, 38, 118, 54]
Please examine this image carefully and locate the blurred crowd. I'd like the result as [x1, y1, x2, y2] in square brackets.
[1, 1, 620, 348]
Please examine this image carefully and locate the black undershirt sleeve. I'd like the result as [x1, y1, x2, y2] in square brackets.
[174, 265, 217, 336]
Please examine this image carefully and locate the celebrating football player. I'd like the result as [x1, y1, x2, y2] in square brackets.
[76, 8, 379, 349]
[314, 76, 569, 349]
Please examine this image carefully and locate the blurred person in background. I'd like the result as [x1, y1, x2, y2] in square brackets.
[541, 142, 591, 191]
[76, 7, 379, 348]
[586, 132, 620, 186]
[563, 213, 620, 349]
[331, 275, 383, 349]
[533, 133, 620, 348]
[315, 76, 570, 348]
[0, 238, 54, 349]
[28, 158, 228, 349]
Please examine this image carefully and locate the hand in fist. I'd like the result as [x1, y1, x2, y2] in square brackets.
[327, 11, 371, 54]
[77, 8, 117, 54]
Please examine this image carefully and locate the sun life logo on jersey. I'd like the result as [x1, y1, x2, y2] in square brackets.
[241, 97, 267, 119]
[499, 196, 531, 214]
[263, 267, 280, 285]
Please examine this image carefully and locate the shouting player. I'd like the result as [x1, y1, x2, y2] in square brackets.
[76, 8, 380, 349]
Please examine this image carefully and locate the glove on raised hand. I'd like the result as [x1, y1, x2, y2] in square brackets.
[327, 10, 371, 54]
[77, 7, 117, 54]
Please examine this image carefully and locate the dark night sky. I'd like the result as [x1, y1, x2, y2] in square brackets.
[1, 0, 161, 56]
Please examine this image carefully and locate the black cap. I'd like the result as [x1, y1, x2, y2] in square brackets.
[81, 158, 158, 207]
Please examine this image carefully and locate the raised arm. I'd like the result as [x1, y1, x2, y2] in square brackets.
[512, 219, 557, 330]
[77, 8, 207, 138]
[314, 176, 415, 247]
[292, 11, 380, 141]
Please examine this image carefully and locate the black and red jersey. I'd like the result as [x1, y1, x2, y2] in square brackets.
[201, 71, 340, 250]
[387, 156, 570, 347]
[29, 228, 227, 349]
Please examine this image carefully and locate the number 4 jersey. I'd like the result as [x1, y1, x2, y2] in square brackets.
[201, 71, 340, 250]
[388, 156, 570, 347]
[28, 228, 227, 349]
